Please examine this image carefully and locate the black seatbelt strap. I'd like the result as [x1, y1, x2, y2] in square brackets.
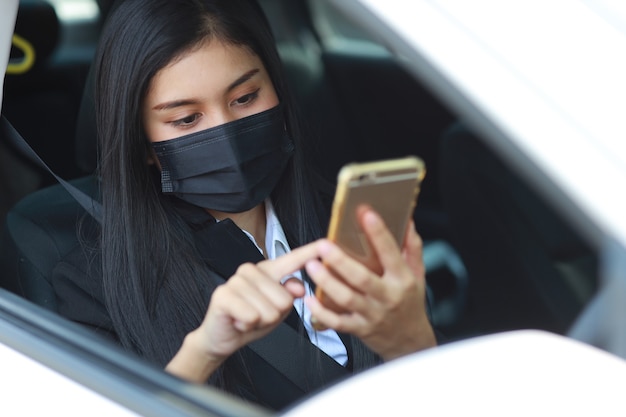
[0, 115, 103, 223]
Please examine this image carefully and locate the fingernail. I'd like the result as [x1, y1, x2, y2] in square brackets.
[364, 210, 380, 227]
[305, 259, 322, 274]
[280, 275, 297, 285]
[318, 240, 334, 256]
[309, 315, 328, 331]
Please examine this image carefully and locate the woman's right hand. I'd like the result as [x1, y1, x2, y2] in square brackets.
[166, 240, 324, 383]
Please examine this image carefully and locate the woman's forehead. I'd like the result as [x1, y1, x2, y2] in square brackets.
[146, 41, 264, 100]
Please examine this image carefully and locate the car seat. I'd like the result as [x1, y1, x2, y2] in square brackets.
[0, 0, 108, 309]
[439, 122, 598, 335]
[0, 175, 98, 311]
[3, 0, 91, 182]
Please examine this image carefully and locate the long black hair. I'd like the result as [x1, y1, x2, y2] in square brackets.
[94, 0, 328, 370]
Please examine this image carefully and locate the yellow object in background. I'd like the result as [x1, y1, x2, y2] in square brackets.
[6, 34, 35, 74]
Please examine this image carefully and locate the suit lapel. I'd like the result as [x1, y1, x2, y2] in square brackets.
[195, 217, 265, 276]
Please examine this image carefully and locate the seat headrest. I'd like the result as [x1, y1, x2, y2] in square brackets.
[9, 0, 59, 76]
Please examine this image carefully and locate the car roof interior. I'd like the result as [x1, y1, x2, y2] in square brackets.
[0, 0, 600, 365]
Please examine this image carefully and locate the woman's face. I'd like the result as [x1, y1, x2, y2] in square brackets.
[143, 40, 280, 143]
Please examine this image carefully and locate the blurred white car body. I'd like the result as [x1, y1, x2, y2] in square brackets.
[285, 330, 626, 416]
[0, 342, 139, 416]
[350, 0, 626, 249]
[0, 0, 18, 109]
[287, 0, 626, 415]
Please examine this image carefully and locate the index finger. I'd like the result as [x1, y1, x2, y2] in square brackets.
[257, 239, 324, 281]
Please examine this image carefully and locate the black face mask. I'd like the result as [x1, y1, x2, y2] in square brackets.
[151, 105, 294, 213]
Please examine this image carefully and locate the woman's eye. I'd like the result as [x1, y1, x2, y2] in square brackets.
[233, 89, 259, 106]
[171, 113, 200, 127]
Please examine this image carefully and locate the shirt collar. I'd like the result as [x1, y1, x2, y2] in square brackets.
[264, 199, 291, 259]
[218, 199, 290, 259]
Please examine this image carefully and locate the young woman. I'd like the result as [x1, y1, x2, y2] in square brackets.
[84, 0, 435, 409]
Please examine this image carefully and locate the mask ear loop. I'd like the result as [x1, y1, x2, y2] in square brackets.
[7, 34, 36, 75]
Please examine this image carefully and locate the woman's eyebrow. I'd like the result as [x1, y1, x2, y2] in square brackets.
[152, 98, 200, 111]
[226, 68, 260, 92]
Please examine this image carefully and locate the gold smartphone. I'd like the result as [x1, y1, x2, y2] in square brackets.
[313, 156, 426, 320]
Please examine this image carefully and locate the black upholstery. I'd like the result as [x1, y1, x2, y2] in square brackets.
[1, 2, 62, 220]
[3, 0, 90, 182]
[0, 1, 107, 307]
[0, 176, 98, 310]
[440, 122, 598, 335]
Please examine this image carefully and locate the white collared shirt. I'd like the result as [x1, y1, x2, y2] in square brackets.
[239, 200, 348, 366]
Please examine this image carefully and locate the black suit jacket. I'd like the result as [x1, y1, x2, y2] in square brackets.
[4, 179, 379, 410]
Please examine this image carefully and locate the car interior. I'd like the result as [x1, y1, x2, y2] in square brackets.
[0, 0, 600, 387]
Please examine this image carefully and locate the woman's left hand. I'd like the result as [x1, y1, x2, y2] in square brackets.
[305, 209, 437, 361]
